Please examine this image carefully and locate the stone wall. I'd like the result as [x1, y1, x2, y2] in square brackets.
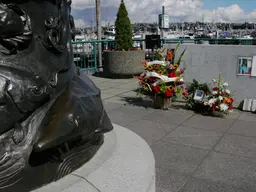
[164, 44, 256, 105]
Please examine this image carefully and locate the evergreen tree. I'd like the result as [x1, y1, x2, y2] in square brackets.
[115, 0, 133, 51]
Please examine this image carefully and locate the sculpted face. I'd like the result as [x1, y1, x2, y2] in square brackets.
[0, 0, 75, 189]
[0, 0, 73, 134]
[0, 1, 113, 191]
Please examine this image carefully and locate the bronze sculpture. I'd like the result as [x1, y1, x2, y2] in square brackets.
[0, 0, 113, 191]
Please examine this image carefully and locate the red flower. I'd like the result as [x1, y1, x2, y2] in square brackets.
[179, 68, 184, 74]
[153, 85, 160, 92]
[169, 71, 176, 78]
[211, 104, 217, 111]
[229, 105, 233, 110]
[182, 92, 188, 98]
[212, 87, 218, 91]
[150, 77, 155, 81]
[165, 89, 173, 97]
[205, 91, 209, 95]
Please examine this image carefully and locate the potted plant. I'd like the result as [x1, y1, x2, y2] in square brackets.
[103, 0, 145, 77]
[136, 43, 186, 110]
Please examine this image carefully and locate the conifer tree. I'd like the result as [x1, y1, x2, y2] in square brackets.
[115, 0, 133, 50]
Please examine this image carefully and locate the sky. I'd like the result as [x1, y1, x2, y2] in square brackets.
[201, 0, 254, 12]
[71, 0, 256, 27]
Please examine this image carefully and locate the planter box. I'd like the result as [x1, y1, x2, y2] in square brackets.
[152, 96, 171, 110]
[103, 50, 145, 76]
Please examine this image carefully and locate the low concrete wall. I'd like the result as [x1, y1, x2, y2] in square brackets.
[164, 44, 256, 105]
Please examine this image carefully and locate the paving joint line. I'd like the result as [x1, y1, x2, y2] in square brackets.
[102, 90, 135, 100]
[177, 110, 242, 192]
[154, 113, 196, 145]
[224, 131, 256, 139]
[156, 137, 256, 161]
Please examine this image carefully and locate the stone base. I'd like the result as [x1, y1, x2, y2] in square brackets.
[32, 124, 155, 192]
[103, 51, 145, 76]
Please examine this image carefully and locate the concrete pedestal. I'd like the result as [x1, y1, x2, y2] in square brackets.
[33, 124, 155, 192]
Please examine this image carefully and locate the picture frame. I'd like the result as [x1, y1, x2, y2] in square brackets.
[193, 89, 205, 101]
[250, 56, 256, 77]
[237, 56, 253, 76]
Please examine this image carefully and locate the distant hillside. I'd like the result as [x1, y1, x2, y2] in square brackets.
[71, 7, 117, 25]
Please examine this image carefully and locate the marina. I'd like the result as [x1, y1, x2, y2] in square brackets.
[72, 4, 256, 73]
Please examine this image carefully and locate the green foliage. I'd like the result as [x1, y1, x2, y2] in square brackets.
[175, 48, 186, 65]
[187, 79, 210, 95]
[175, 86, 183, 98]
[184, 79, 212, 114]
[115, 0, 133, 51]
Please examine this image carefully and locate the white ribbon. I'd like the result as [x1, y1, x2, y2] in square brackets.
[140, 60, 184, 86]
[144, 71, 184, 85]
[147, 60, 167, 66]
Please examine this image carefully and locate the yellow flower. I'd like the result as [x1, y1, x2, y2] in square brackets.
[158, 70, 164, 75]
[172, 64, 179, 70]
[173, 64, 179, 67]
[172, 63, 179, 70]
[138, 48, 141, 51]
[143, 85, 149, 91]
[168, 85, 174, 91]
[147, 65, 153, 70]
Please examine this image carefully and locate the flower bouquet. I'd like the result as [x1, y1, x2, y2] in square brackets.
[136, 43, 186, 110]
[183, 79, 212, 114]
[183, 74, 235, 117]
[203, 74, 234, 117]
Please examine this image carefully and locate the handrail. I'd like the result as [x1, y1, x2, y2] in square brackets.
[72, 38, 256, 44]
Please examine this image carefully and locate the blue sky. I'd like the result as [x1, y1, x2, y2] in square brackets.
[202, 0, 255, 12]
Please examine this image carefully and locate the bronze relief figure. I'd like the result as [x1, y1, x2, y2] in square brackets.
[0, 0, 113, 191]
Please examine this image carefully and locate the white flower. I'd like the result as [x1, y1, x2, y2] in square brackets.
[218, 96, 223, 101]
[213, 91, 218, 95]
[223, 82, 228, 87]
[220, 103, 229, 111]
[212, 79, 216, 83]
[208, 98, 217, 106]
[203, 101, 209, 106]
[225, 89, 230, 94]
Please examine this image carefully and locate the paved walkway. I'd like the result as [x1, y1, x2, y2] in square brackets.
[89, 75, 256, 192]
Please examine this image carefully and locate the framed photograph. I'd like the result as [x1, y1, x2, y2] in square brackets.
[193, 90, 205, 101]
[237, 56, 253, 76]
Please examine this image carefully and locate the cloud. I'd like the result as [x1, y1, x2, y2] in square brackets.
[71, 0, 256, 23]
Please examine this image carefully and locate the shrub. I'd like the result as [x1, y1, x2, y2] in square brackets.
[115, 0, 133, 51]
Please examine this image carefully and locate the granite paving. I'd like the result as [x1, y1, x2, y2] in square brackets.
[89, 74, 256, 192]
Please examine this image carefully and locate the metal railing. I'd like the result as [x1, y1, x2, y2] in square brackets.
[72, 38, 256, 72]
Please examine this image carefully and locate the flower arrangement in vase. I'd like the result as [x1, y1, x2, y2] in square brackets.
[136, 43, 186, 110]
[203, 74, 234, 116]
[183, 74, 235, 117]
